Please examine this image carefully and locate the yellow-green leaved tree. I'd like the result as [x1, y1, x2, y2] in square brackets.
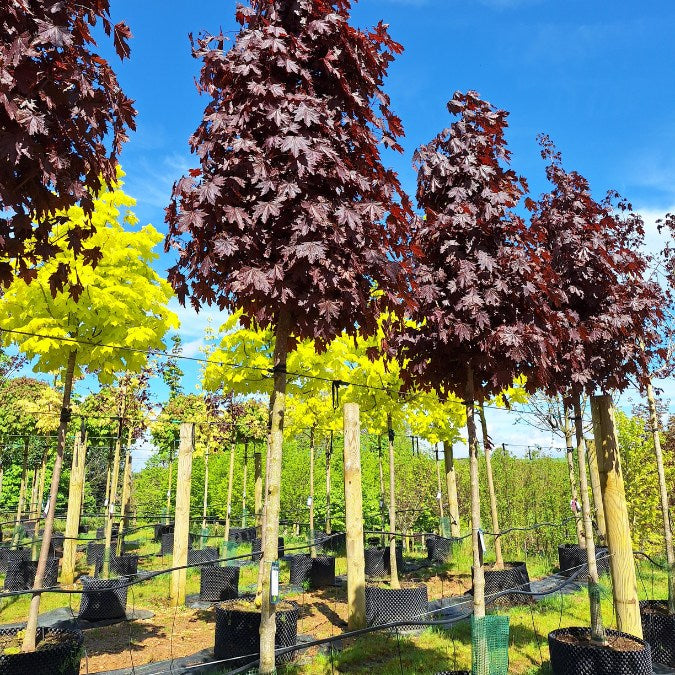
[0, 175, 177, 652]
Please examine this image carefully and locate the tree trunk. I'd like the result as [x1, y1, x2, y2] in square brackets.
[242, 442, 248, 527]
[646, 381, 675, 614]
[224, 436, 236, 542]
[586, 438, 607, 545]
[573, 395, 606, 644]
[591, 394, 643, 638]
[387, 414, 400, 589]
[103, 394, 126, 579]
[344, 402, 366, 630]
[12, 438, 29, 548]
[444, 441, 461, 537]
[35, 442, 49, 534]
[325, 433, 332, 535]
[254, 447, 262, 535]
[116, 427, 133, 557]
[258, 311, 291, 675]
[104, 445, 112, 510]
[62, 430, 87, 585]
[467, 366, 485, 619]
[309, 427, 316, 558]
[378, 435, 386, 543]
[479, 401, 503, 569]
[22, 349, 77, 652]
[564, 405, 585, 547]
[202, 448, 210, 533]
[435, 444, 445, 533]
[29, 463, 40, 558]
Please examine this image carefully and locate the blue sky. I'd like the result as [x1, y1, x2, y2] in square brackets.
[61, 1, 675, 462]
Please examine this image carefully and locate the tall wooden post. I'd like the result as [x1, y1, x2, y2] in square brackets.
[479, 402, 503, 569]
[443, 441, 461, 537]
[62, 430, 87, 584]
[254, 446, 263, 535]
[325, 433, 332, 535]
[387, 414, 400, 588]
[585, 438, 607, 545]
[646, 381, 675, 613]
[117, 445, 133, 556]
[170, 423, 194, 607]
[343, 403, 366, 630]
[224, 435, 236, 541]
[241, 441, 248, 527]
[309, 427, 316, 558]
[165, 444, 174, 524]
[591, 395, 642, 639]
[12, 438, 29, 548]
[563, 408, 585, 547]
[435, 444, 445, 529]
[102, 411, 124, 578]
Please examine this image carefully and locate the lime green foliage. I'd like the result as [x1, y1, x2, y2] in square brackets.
[617, 410, 674, 555]
[0, 174, 177, 383]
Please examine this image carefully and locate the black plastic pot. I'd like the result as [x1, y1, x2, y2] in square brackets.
[558, 544, 610, 580]
[187, 547, 219, 567]
[478, 561, 532, 607]
[426, 535, 453, 564]
[289, 554, 336, 588]
[86, 542, 105, 565]
[214, 598, 299, 667]
[364, 547, 387, 577]
[0, 626, 84, 675]
[153, 523, 174, 542]
[199, 566, 239, 602]
[252, 536, 285, 562]
[96, 525, 119, 540]
[228, 526, 257, 543]
[0, 547, 29, 574]
[365, 584, 429, 627]
[320, 532, 346, 554]
[548, 627, 652, 675]
[94, 553, 139, 578]
[49, 533, 64, 558]
[79, 576, 128, 621]
[4, 558, 59, 591]
[640, 600, 675, 666]
[160, 531, 196, 555]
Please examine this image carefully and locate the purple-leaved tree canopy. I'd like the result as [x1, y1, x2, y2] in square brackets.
[165, 0, 414, 348]
[0, 0, 136, 293]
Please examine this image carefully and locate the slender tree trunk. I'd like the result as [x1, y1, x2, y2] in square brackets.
[12, 438, 29, 548]
[104, 447, 112, 513]
[378, 435, 386, 543]
[242, 442, 248, 527]
[646, 381, 675, 613]
[103, 395, 126, 579]
[165, 446, 173, 524]
[586, 438, 607, 545]
[29, 463, 40, 558]
[202, 448, 210, 533]
[36, 442, 49, 529]
[22, 349, 77, 652]
[309, 427, 316, 558]
[479, 401, 503, 569]
[387, 414, 400, 589]
[224, 436, 236, 542]
[62, 430, 87, 585]
[467, 366, 485, 619]
[258, 311, 291, 675]
[563, 405, 585, 547]
[117, 427, 133, 556]
[254, 447, 262, 534]
[435, 444, 445, 533]
[573, 395, 606, 644]
[325, 433, 332, 535]
[444, 441, 461, 537]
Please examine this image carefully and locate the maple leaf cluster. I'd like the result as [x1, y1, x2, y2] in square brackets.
[165, 0, 413, 347]
[396, 91, 556, 400]
[528, 136, 666, 397]
[0, 0, 136, 291]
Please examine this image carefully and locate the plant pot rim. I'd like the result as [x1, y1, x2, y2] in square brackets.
[216, 597, 297, 613]
[549, 626, 649, 651]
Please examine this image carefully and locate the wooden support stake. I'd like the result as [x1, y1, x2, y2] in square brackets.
[62, 431, 87, 585]
[224, 436, 236, 541]
[170, 423, 194, 607]
[585, 438, 607, 545]
[309, 427, 316, 558]
[102, 412, 124, 579]
[591, 394, 642, 638]
[117, 442, 133, 556]
[343, 402, 366, 630]
[443, 441, 461, 537]
[254, 447, 262, 535]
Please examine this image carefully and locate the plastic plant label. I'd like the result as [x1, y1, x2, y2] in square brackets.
[477, 528, 486, 555]
[270, 560, 280, 604]
[436, 491, 442, 500]
[307, 496, 312, 506]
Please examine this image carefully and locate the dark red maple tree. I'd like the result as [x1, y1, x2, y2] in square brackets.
[1, 0, 136, 290]
[165, 1, 412, 670]
[394, 91, 555, 625]
[528, 137, 665, 641]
